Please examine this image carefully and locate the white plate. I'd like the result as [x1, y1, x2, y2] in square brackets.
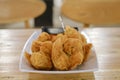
[19, 30, 98, 74]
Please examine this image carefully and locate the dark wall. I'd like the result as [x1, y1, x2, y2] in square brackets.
[35, 0, 53, 27]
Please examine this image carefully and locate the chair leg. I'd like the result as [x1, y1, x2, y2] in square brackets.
[24, 20, 30, 28]
[83, 23, 90, 28]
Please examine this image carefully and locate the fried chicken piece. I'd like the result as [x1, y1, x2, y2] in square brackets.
[80, 34, 87, 44]
[50, 33, 64, 42]
[65, 25, 87, 44]
[69, 51, 84, 69]
[52, 35, 84, 70]
[31, 40, 52, 54]
[40, 41, 52, 56]
[65, 25, 80, 38]
[63, 38, 84, 69]
[31, 40, 42, 52]
[83, 43, 92, 62]
[30, 51, 52, 70]
[63, 38, 83, 55]
[37, 32, 51, 42]
[50, 34, 56, 42]
[26, 41, 53, 70]
[52, 35, 70, 70]
[24, 51, 31, 64]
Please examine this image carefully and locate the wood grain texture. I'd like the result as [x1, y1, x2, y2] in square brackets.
[61, 0, 120, 25]
[0, 0, 46, 28]
[0, 28, 120, 80]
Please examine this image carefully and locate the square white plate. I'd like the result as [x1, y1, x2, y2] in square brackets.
[19, 30, 98, 74]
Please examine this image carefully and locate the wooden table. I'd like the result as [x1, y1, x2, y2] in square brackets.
[0, 28, 120, 80]
[0, 0, 46, 28]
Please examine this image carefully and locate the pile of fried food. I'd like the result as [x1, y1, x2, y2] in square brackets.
[25, 25, 92, 71]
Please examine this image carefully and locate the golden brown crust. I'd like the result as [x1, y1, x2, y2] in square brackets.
[31, 40, 42, 52]
[63, 38, 84, 69]
[40, 41, 52, 56]
[52, 36, 70, 70]
[37, 32, 51, 42]
[24, 51, 31, 64]
[69, 52, 84, 69]
[65, 25, 80, 39]
[30, 51, 52, 70]
[50, 33, 64, 42]
[83, 43, 92, 62]
[52, 36, 84, 70]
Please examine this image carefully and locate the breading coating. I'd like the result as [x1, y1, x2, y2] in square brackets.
[31, 40, 42, 52]
[50, 33, 64, 42]
[52, 36, 84, 70]
[40, 41, 52, 55]
[65, 25, 87, 44]
[83, 43, 92, 62]
[37, 32, 51, 41]
[30, 51, 52, 70]
[52, 35, 70, 70]
[63, 38, 84, 69]
[24, 51, 31, 64]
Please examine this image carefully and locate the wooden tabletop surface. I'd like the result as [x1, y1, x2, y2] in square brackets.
[0, 0, 46, 24]
[0, 28, 120, 80]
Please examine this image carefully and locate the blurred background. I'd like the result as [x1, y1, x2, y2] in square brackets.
[0, 0, 120, 29]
